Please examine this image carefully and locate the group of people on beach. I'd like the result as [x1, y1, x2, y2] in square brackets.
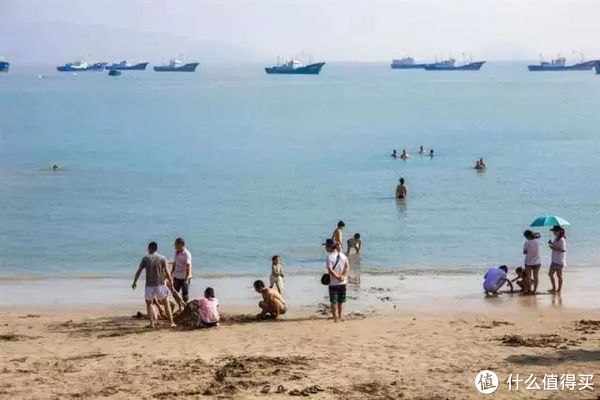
[131, 220, 362, 327]
[391, 145, 434, 160]
[483, 225, 567, 296]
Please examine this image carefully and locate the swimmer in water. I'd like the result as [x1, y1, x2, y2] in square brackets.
[391, 149, 398, 158]
[52, 165, 59, 171]
[400, 149, 410, 160]
[418, 146, 425, 154]
[396, 178, 408, 199]
[429, 149, 434, 157]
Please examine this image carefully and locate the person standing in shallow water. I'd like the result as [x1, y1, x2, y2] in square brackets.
[548, 225, 567, 293]
[396, 178, 408, 199]
[172, 237, 192, 303]
[132, 242, 176, 328]
[332, 221, 345, 252]
[522, 230, 541, 294]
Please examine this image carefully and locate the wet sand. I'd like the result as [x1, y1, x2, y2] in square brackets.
[1, 303, 600, 399]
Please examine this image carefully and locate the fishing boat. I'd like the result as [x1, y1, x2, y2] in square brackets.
[0, 57, 9, 72]
[57, 61, 107, 72]
[265, 59, 325, 75]
[528, 55, 594, 71]
[153, 59, 199, 72]
[390, 57, 428, 69]
[105, 61, 149, 71]
[595, 61, 600, 75]
[424, 58, 485, 71]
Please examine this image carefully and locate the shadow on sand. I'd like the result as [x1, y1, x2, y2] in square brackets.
[506, 350, 600, 366]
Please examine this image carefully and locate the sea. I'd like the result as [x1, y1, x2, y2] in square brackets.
[1, 62, 600, 307]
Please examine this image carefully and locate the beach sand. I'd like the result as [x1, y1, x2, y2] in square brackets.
[1, 303, 599, 399]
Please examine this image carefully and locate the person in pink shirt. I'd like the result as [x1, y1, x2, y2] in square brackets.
[197, 287, 219, 328]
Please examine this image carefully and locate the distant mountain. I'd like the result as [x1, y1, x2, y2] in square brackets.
[0, 22, 262, 64]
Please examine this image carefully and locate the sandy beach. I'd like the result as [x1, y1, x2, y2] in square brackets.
[1, 302, 599, 399]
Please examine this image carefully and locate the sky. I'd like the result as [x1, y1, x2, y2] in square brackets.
[1, 0, 599, 63]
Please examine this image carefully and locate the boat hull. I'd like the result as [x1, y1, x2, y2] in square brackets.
[595, 62, 600, 75]
[265, 62, 325, 75]
[57, 63, 107, 72]
[107, 62, 148, 71]
[153, 63, 198, 72]
[424, 61, 485, 71]
[528, 61, 595, 71]
[108, 70, 122, 76]
[0, 61, 9, 72]
[391, 63, 428, 69]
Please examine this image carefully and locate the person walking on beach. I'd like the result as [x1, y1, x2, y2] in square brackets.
[132, 242, 176, 328]
[172, 237, 192, 303]
[396, 178, 408, 199]
[324, 239, 350, 322]
[332, 221, 345, 252]
[523, 230, 541, 294]
[548, 225, 567, 293]
[253, 280, 286, 319]
[269, 255, 284, 294]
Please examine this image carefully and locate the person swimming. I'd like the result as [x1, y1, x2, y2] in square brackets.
[52, 165, 59, 171]
[418, 146, 425, 154]
[395, 178, 408, 199]
[400, 149, 410, 160]
[429, 149, 434, 157]
[475, 158, 486, 170]
[391, 149, 398, 158]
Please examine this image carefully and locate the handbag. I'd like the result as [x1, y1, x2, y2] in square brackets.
[321, 254, 341, 285]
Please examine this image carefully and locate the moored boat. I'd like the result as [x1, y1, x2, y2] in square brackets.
[106, 61, 149, 71]
[57, 61, 107, 72]
[391, 57, 428, 69]
[595, 61, 600, 75]
[108, 70, 122, 76]
[424, 58, 485, 71]
[528, 56, 594, 71]
[153, 59, 198, 72]
[265, 59, 325, 75]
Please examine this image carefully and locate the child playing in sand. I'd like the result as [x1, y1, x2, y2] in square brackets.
[269, 255, 284, 294]
[197, 287, 219, 328]
[511, 267, 526, 292]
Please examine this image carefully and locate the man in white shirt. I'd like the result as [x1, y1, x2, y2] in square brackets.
[171, 237, 192, 303]
[523, 230, 541, 294]
[324, 239, 349, 322]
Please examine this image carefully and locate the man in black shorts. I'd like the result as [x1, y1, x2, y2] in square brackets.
[324, 239, 350, 322]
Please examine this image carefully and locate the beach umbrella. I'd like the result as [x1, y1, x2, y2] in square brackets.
[529, 215, 570, 228]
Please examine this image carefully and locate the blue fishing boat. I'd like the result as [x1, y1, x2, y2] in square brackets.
[528, 56, 594, 71]
[57, 61, 107, 72]
[105, 61, 149, 71]
[595, 61, 600, 75]
[0, 58, 9, 72]
[391, 57, 428, 69]
[265, 59, 325, 75]
[153, 59, 199, 72]
[108, 70, 122, 76]
[424, 58, 485, 71]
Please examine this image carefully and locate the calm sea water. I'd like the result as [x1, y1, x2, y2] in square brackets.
[1, 62, 600, 280]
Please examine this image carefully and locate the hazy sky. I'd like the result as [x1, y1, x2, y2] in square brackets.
[1, 0, 599, 62]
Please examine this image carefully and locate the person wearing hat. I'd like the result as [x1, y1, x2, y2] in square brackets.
[324, 238, 350, 322]
[332, 221, 346, 252]
[548, 225, 567, 293]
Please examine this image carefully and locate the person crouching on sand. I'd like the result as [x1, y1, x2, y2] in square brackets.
[324, 239, 350, 322]
[132, 242, 176, 328]
[254, 280, 286, 319]
[483, 265, 513, 296]
[269, 255, 284, 294]
[510, 267, 526, 292]
[197, 287, 220, 328]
